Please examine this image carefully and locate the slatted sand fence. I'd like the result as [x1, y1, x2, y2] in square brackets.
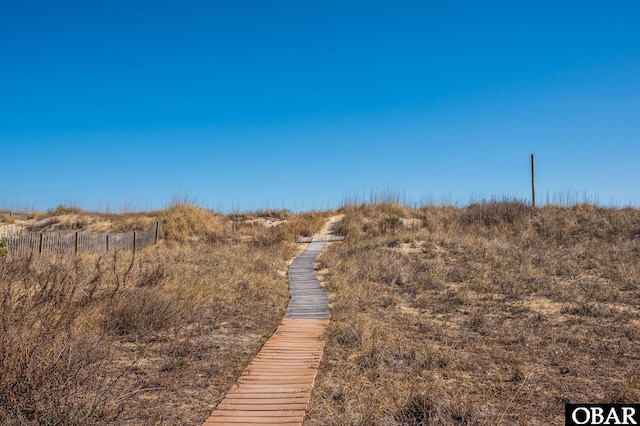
[2, 223, 159, 256]
[0, 209, 32, 220]
[202, 220, 344, 425]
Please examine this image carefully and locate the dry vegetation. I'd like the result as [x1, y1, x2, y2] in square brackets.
[307, 202, 640, 425]
[0, 205, 328, 425]
[4, 201, 639, 425]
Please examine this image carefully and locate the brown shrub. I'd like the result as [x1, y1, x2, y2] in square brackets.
[0, 256, 119, 424]
[459, 201, 534, 228]
[159, 204, 227, 242]
[284, 211, 328, 238]
[102, 288, 179, 338]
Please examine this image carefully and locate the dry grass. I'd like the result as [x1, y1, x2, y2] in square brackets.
[307, 202, 640, 425]
[6, 201, 637, 425]
[10, 205, 329, 245]
[0, 205, 327, 425]
[0, 216, 16, 225]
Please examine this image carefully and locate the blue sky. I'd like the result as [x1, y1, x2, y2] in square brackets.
[2, 1, 639, 211]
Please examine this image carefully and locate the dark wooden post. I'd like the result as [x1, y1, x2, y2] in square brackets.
[39, 233, 44, 254]
[133, 231, 137, 253]
[106, 234, 109, 252]
[75, 232, 79, 255]
[154, 221, 159, 244]
[531, 154, 536, 208]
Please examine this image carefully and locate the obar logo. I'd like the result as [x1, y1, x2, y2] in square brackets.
[566, 404, 640, 425]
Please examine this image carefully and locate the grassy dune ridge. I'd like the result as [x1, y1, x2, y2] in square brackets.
[307, 202, 640, 425]
[0, 205, 328, 425]
[1, 202, 639, 425]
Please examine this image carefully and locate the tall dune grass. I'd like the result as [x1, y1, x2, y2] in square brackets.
[0, 205, 327, 425]
[307, 201, 640, 425]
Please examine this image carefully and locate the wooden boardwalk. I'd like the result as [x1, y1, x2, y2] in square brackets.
[202, 230, 337, 425]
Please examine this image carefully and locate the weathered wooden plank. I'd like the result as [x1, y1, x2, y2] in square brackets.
[201, 225, 341, 425]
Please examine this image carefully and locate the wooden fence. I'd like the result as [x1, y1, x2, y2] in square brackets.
[0, 209, 32, 220]
[1, 222, 159, 257]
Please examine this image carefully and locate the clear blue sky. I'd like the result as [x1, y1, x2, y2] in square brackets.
[2, 1, 639, 212]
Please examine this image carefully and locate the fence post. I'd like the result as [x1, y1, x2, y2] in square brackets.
[39, 233, 44, 254]
[133, 231, 137, 253]
[106, 234, 109, 252]
[154, 221, 159, 244]
[75, 232, 79, 255]
[531, 154, 536, 208]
